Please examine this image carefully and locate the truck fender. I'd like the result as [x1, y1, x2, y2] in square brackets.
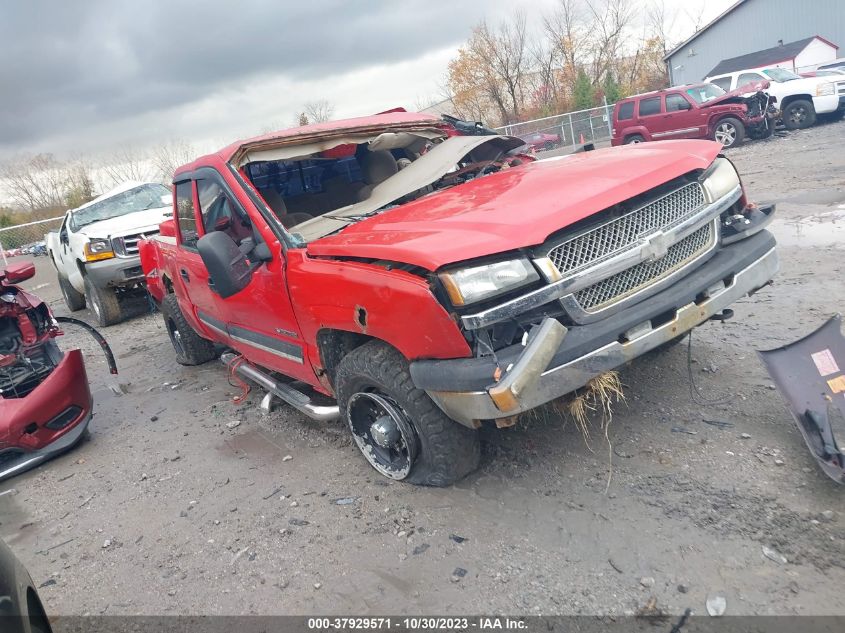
[287, 254, 472, 377]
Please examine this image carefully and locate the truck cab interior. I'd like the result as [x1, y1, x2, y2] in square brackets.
[242, 131, 526, 240]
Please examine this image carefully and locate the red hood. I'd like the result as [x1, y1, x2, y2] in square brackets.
[307, 140, 723, 270]
[703, 81, 770, 107]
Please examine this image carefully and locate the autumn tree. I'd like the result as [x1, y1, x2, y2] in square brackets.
[447, 11, 531, 125]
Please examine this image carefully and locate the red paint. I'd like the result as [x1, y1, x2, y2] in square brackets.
[309, 140, 722, 269]
[0, 351, 92, 452]
[611, 83, 769, 146]
[1, 269, 92, 456]
[143, 115, 724, 397]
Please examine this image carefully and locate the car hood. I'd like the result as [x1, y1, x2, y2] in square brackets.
[702, 82, 770, 107]
[307, 140, 723, 270]
[76, 206, 172, 238]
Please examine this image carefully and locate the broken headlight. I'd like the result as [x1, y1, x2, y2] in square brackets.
[439, 258, 539, 307]
[701, 157, 740, 203]
[84, 238, 115, 262]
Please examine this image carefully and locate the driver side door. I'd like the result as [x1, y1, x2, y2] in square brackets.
[195, 168, 312, 383]
[662, 93, 704, 138]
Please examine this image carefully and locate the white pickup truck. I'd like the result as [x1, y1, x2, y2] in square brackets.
[705, 67, 845, 129]
[46, 181, 173, 326]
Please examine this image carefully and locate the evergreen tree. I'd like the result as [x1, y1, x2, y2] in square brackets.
[573, 70, 595, 110]
[603, 72, 622, 104]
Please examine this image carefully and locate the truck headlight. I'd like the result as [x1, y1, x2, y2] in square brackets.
[701, 157, 740, 203]
[439, 259, 540, 306]
[84, 238, 115, 262]
[816, 82, 835, 96]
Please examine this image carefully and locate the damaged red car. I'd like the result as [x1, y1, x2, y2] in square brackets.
[0, 263, 92, 480]
[612, 82, 776, 148]
[141, 110, 778, 486]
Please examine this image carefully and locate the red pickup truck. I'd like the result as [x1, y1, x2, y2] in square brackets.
[140, 110, 778, 486]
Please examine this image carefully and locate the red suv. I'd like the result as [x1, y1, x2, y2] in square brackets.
[612, 83, 773, 149]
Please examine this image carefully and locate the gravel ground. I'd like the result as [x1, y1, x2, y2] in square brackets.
[2, 120, 844, 617]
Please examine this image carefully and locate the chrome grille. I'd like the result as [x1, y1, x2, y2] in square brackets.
[548, 182, 705, 277]
[112, 231, 159, 257]
[572, 221, 716, 313]
[837, 81, 845, 97]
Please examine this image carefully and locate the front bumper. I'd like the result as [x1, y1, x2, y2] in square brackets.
[411, 230, 779, 426]
[0, 349, 93, 481]
[85, 255, 145, 288]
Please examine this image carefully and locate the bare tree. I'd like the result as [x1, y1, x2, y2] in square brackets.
[303, 100, 335, 123]
[543, 0, 589, 92]
[100, 146, 155, 188]
[585, 0, 633, 83]
[152, 139, 196, 184]
[0, 154, 68, 212]
[475, 12, 530, 122]
[528, 38, 563, 114]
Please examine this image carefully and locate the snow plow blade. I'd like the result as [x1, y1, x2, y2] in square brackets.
[758, 314, 845, 484]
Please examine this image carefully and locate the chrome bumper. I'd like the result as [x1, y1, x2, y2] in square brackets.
[426, 247, 779, 426]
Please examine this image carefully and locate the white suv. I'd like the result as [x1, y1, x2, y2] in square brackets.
[705, 67, 845, 129]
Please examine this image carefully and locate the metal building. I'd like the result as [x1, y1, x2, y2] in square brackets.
[664, 0, 845, 85]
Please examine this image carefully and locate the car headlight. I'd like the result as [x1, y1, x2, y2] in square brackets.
[816, 82, 835, 96]
[84, 238, 115, 262]
[701, 157, 740, 203]
[439, 258, 540, 306]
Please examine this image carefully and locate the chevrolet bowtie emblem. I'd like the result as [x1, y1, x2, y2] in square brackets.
[641, 231, 670, 262]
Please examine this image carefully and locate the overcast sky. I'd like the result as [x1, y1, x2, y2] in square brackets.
[0, 0, 734, 161]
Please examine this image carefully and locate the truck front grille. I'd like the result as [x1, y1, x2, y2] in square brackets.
[548, 182, 706, 277]
[837, 81, 845, 97]
[112, 231, 159, 258]
[573, 221, 716, 313]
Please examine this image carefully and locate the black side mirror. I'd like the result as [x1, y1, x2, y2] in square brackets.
[681, 101, 692, 110]
[197, 231, 255, 298]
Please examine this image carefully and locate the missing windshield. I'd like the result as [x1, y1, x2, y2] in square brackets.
[245, 134, 526, 242]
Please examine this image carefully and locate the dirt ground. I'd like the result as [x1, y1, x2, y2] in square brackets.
[2, 121, 844, 617]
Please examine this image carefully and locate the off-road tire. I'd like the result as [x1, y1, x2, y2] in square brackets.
[782, 99, 816, 130]
[58, 274, 86, 312]
[83, 275, 122, 326]
[335, 341, 480, 486]
[160, 293, 217, 365]
[713, 117, 745, 148]
[624, 134, 645, 144]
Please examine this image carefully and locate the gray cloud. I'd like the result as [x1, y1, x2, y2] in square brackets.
[0, 0, 516, 156]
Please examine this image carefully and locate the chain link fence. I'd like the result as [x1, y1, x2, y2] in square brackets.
[0, 217, 63, 267]
[495, 103, 616, 149]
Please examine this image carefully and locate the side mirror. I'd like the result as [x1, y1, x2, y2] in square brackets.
[160, 194, 172, 207]
[680, 101, 692, 110]
[2, 262, 36, 284]
[196, 231, 254, 299]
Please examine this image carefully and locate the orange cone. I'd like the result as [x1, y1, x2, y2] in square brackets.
[580, 133, 585, 144]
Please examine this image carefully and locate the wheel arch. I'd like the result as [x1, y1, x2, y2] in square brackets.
[316, 327, 378, 391]
[779, 94, 813, 110]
